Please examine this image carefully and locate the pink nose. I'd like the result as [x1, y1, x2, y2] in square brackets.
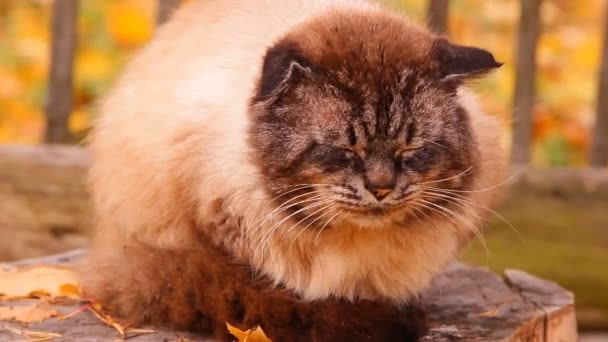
[369, 187, 392, 201]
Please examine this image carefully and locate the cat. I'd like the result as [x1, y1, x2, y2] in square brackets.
[81, 0, 506, 341]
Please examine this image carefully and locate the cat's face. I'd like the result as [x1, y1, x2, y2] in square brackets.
[249, 12, 500, 230]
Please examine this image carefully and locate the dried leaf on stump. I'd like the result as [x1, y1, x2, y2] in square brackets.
[0, 266, 80, 300]
[0, 303, 58, 323]
[3, 325, 62, 341]
[226, 323, 271, 342]
[87, 303, 155, 338]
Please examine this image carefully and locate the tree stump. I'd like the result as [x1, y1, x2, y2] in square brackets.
[0, 250, 577, 341]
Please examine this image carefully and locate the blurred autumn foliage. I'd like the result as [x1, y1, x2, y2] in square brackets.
[0, 0, 154, 143]
[0, 0, 605, 165]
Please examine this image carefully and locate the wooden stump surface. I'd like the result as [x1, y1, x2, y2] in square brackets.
[0, 250, 577, 342]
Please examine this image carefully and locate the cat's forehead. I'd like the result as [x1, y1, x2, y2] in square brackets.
[300, 68, 448, 141]
[287, 9, 439, 87]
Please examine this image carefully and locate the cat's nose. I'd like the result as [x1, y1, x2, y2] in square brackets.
[366, 185, 394, 201]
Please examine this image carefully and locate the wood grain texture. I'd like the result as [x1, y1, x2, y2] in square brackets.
[0, 251, 578, 341]
[0, 145, 90, 260]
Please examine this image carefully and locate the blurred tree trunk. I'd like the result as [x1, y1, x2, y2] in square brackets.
[590, 4, 608, 167]
[511, 0, 541, 165]
[0, 1, 9, 17]
[427, 0, 450, 35]
[157, 0, 180, 26]
[44, 0, 78, 144]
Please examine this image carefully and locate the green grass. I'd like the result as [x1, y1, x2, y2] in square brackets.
[459, 191, 608, 330]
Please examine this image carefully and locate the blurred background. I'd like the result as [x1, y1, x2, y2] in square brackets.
[0, 0, 606, 336]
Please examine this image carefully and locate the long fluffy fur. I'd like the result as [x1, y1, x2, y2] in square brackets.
[83, 0, 506, 339]
[81, 236, 428, 341]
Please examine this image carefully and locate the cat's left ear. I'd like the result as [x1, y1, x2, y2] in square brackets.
[255, 39, 314, 103]
[431, 38, 502, 81]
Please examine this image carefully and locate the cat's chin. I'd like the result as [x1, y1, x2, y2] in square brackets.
[339, 207, 403, 229]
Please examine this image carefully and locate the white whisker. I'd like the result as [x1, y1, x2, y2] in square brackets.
[418, 198, 490, 258]
[315, 211, 341, 242]
[418, 137, 454, 152]
[408, 204, 438, 229]
[269, 185, 317, 201]
[249, 191, 328, 235]
[422, 188, 522, 239]
[427, 165, 528, 193]
[289, 206, 339, 249]
[257, 199, 335, 258]
[279, 183, 334, 189]
[286, 203, 335, 235]
[417, 166, 473, 185]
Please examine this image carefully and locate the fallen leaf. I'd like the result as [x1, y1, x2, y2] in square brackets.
[87, 304, 126, 337]
[0, 303, 58, 323]
[3, 325, 62, 341]
[0, 266, 80, 300]
[58, 284, 80, 299]
[226, 323, 271, 342]
[86, 303, 155, 338]
[227, 323, 249, 342]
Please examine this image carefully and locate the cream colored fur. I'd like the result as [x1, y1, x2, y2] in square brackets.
[89, 0, 506, 302]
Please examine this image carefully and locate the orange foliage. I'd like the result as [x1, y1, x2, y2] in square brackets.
[0, 0, 604, 165]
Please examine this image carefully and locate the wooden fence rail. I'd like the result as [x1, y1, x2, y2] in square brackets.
[41, 0, 608, 166]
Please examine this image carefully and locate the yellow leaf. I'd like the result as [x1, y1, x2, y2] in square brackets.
[0, 68, 24, 98]
[226, 323, 271, 342]
[68, 109, 91, 135]
[226, 323, 250, 341]
[85, 302, 155, 338]
[246, 326, 271, 342]
[75, 49, 114, 82]
[59, 284, 81, 299]
[107, 4, 153, 46]
[3, 325, 62, 341]
[0, 303, 58, 323]
[0, 266, 80, 300]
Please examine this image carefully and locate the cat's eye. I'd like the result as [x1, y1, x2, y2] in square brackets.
[396, 145, 422, 159]
[315, 145, 362, 171]
[333, 148, 361, 169]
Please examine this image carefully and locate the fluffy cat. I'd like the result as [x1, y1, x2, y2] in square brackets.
[81, 0, 506, 340]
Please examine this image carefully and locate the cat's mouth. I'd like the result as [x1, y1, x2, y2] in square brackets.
[334, 200, 403, 216]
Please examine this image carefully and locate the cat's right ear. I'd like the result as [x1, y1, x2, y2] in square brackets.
[256, 40, 314, 102]
[431, 38, 502, 82]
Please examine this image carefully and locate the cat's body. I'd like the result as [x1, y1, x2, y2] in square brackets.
[83, 0, 506, 340]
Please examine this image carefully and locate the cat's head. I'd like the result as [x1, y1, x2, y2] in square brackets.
[248, 10, 501, 230]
